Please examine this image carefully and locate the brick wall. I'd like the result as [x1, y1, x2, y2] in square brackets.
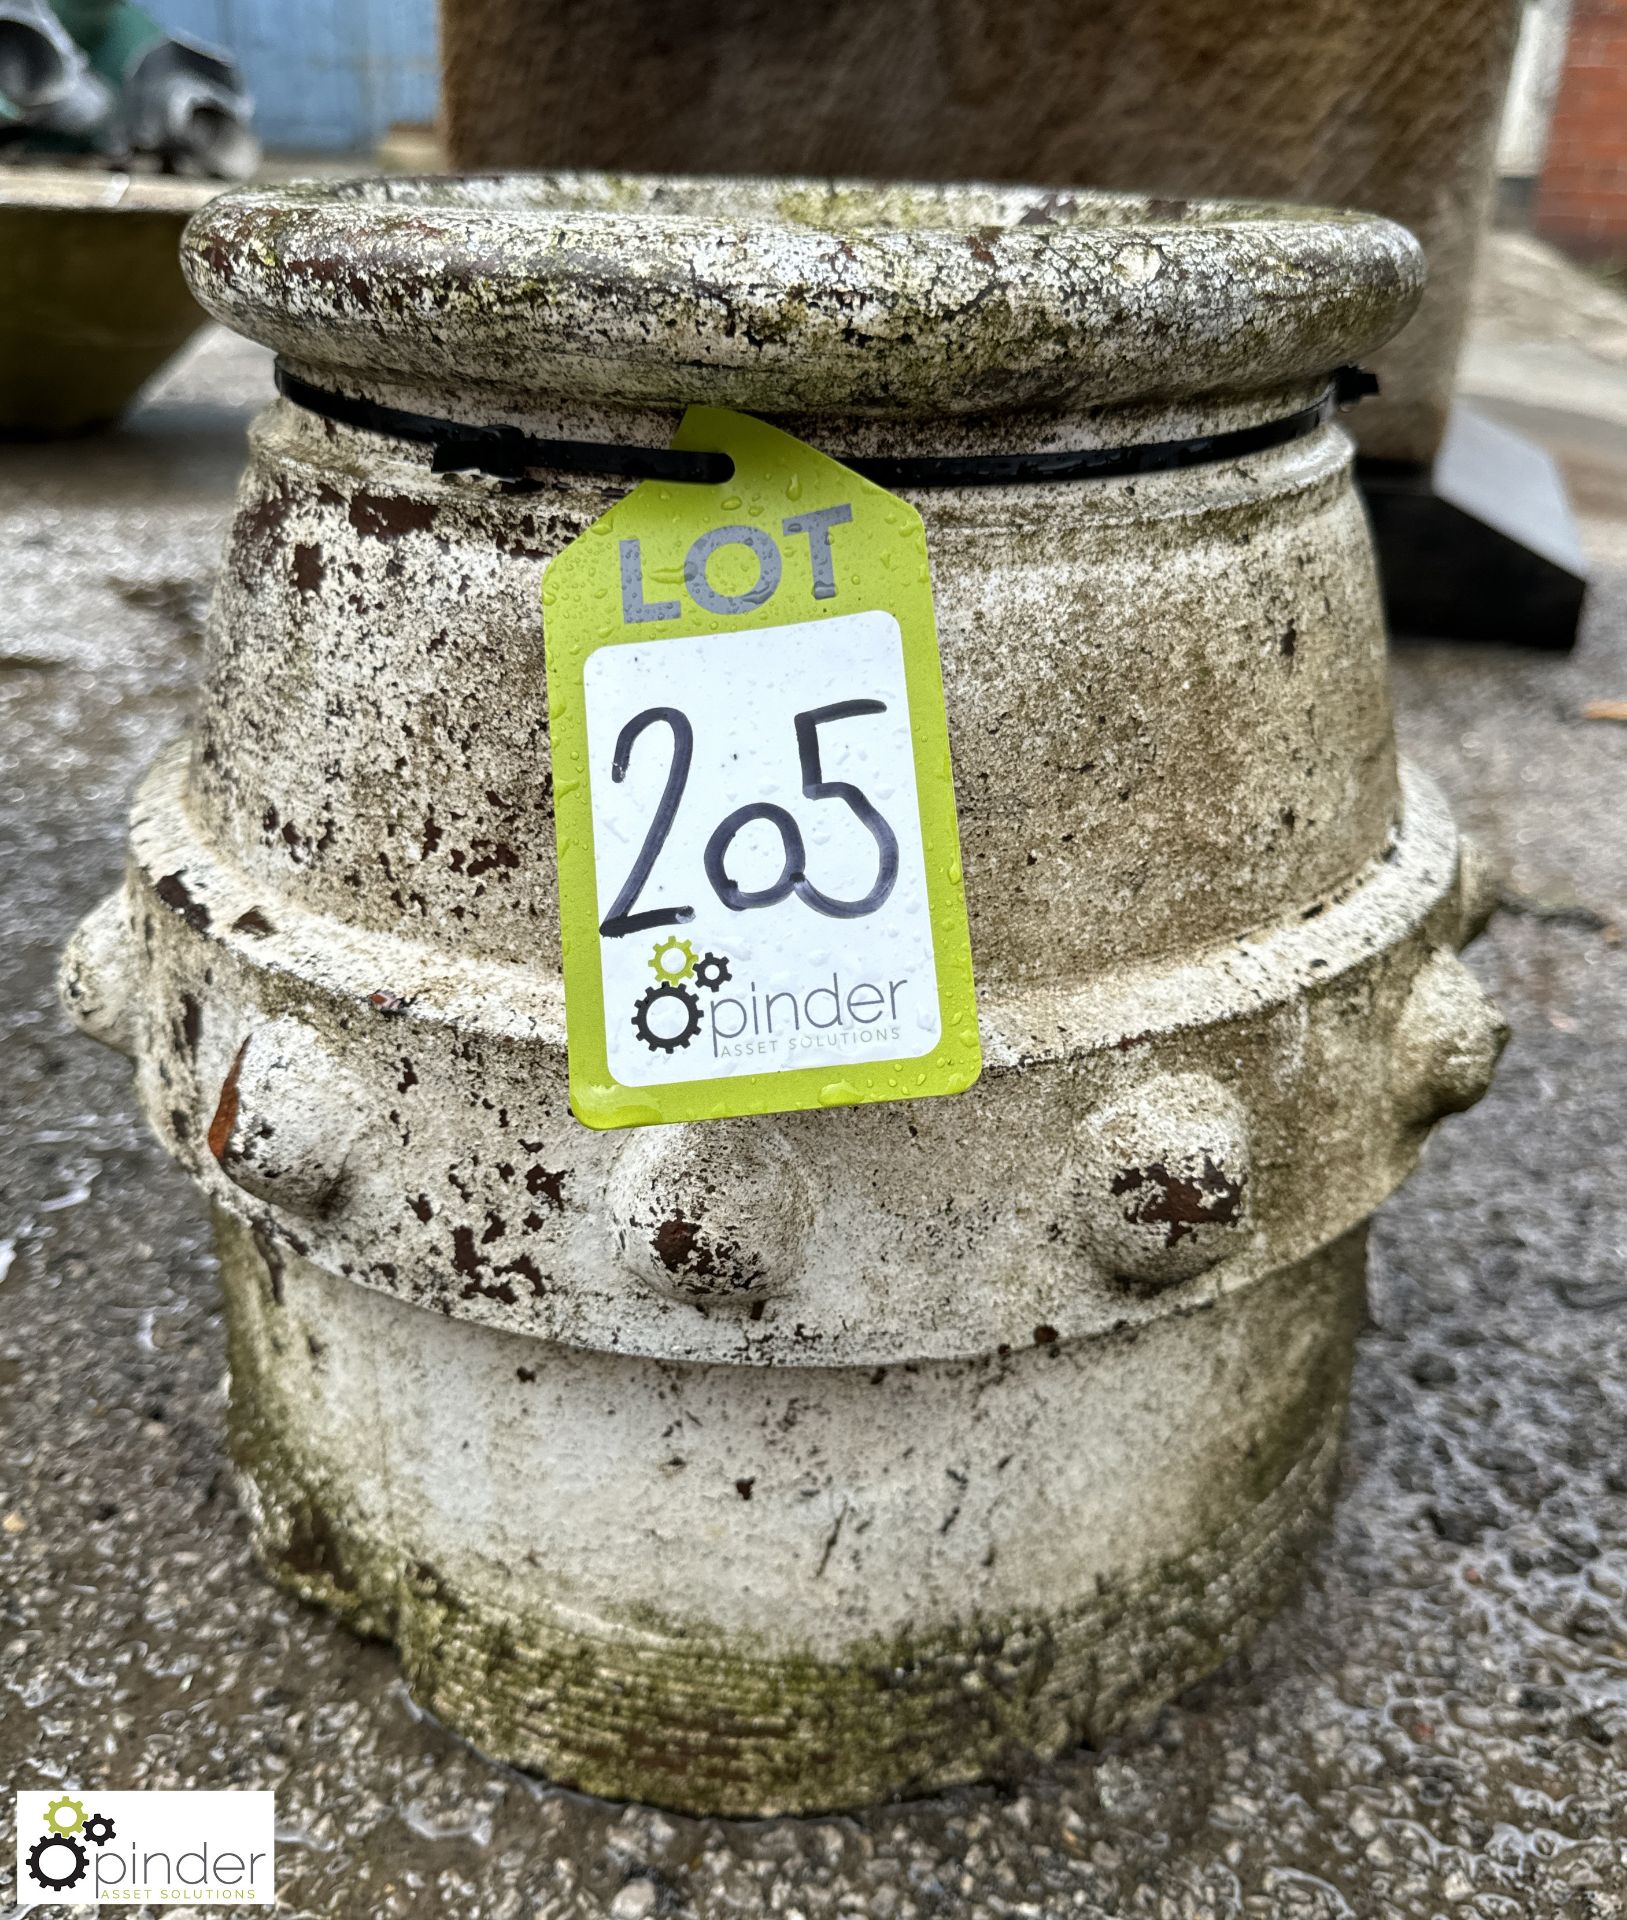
[1535, 0, 1627, 257]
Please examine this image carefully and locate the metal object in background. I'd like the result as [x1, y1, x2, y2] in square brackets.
[0, 166, 216, 436]
[0, 0, 256, 176]
[0, 0, 111, 134]
[439, 0, 1584, 649]
[1364, 403, 1589, 649]
[61, 174, 1506, 1815]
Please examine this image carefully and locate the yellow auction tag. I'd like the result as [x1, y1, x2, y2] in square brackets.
[544, 408, 980, 1129]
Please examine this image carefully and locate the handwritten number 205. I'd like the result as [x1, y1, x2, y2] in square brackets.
[597, 702, 900, 939]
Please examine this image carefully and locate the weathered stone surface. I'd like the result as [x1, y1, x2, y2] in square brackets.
[58, 178, 1499, 1813]
[219, 1210, 1366, 1814]
[181, 174, 1421, 422]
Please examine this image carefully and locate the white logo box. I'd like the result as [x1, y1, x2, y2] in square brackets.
[15, 1791, 274, 1908]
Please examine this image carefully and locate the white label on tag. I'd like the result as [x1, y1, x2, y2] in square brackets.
[584, 609, 941, 1087]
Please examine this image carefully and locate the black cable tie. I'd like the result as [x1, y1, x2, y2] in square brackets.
[273, 365, 734, 485]
[1333, 365, 1381, 408]
[274, 361, 1348, 490]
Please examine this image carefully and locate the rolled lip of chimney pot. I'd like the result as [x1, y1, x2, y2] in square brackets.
[180, 173, 1425, 420]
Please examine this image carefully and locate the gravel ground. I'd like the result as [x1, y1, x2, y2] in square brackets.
[2, 300, 1626, 1918]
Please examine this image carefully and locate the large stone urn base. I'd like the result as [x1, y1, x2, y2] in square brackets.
[219, 1209, 1365, 1815]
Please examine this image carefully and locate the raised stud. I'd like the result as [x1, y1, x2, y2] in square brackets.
[1392, 947, 1509, 1127]
[207, 1018, 366, 1217]
[57, 890, 139, 1055]
[605, 1120, 814, 1306]
[1072, 1072, 1253, 1291]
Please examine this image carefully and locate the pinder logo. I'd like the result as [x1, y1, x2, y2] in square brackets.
[15, 1790, 274, 1907]
[632, 936, 733, 1052]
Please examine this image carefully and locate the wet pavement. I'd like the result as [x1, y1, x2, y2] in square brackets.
[3, 306, 1626, 1917]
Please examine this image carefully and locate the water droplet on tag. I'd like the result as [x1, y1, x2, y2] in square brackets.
[786, 473, 802, 501]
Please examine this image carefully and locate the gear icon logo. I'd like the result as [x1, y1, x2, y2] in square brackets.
[26, 1793, 117, 1891]
[44, 1795, 86, 1836]
[628, 947, 734, 1053]
[649, 935, 698, 982]
[27, 1831, 89, 1891]
[633, 980, 702, 1052]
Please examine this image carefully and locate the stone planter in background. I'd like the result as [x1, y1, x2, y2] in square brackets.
[438, 1, 1590, 652]
[0, 167, 215, 437]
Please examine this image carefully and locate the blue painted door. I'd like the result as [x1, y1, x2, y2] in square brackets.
[152, 0, 437, 151]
